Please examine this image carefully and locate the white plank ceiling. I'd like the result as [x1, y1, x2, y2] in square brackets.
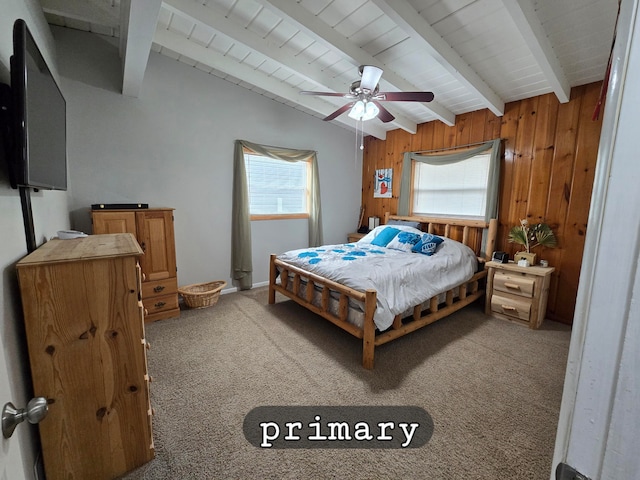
[40, 0, 618, 139]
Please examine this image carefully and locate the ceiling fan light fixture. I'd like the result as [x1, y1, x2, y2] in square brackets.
[348, 100, 365, 120]
[303, 65, 433, 123]
[348, 100, 379, 121]
[363, 101, 379, 121]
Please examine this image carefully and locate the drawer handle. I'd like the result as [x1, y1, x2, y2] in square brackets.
[501, 304, 517, 311]
[503, 282, 521, 290]
[153, 285, 165, 293]
[154, 301, 166, 308]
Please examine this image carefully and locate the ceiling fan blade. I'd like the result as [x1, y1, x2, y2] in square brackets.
[377, 91, 435, 102]
[300, 91, 349, 97]
[371, 101, 395, 123]
[360, 65, 383, 92]
[323, 103, 354, 121]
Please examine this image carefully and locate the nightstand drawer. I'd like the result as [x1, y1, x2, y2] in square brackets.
[493, 272, 535, 298]
[347, 232, 366, 243]
[491, 294, 531, 322]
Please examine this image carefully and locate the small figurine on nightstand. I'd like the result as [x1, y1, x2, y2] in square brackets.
[508, 218, 557, 266]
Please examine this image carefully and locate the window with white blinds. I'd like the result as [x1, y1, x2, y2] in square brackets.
[244, 154, 309, 218]
[412, 152, 491, 219]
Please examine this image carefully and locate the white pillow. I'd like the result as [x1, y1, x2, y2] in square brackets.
[386, 230, 423, 252]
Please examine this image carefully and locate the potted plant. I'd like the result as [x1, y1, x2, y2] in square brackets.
[508, 219, 557, 265]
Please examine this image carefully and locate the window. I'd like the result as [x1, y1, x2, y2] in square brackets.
[412, 152, 491, 219]
[244, 152, 310, 219]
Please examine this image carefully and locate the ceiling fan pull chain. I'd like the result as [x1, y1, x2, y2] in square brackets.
[353, 120, 358, 165]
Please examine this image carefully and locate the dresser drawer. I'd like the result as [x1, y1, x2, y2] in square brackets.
[142, 277, 178, 299]
[493, 272, 535, 298]
[491, 294, 531, 322]
[143, 292, 179, 315]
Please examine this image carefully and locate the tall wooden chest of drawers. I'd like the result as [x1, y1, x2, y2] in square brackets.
[16, 234, 154, 480]
[92, 208, 180, 322]
[485, 260, 555, 329]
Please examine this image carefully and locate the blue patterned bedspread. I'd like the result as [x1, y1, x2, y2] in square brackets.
[276, 238, 477, 330]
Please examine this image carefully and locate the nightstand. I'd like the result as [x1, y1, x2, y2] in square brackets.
[485, 260, 555, 329]
[347, 232, 366, 242]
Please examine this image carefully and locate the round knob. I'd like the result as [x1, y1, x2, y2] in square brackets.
[2, 396, 48, 438]
[25, 397, 48, 424]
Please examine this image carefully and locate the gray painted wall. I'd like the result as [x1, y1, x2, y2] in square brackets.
[55, 27, 362, 290]
[1, 16, 360, 479]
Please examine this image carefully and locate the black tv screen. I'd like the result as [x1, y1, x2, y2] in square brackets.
[10, 19, 67, 191]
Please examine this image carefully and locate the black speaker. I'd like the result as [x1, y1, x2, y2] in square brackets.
[491, 251, 509, 263]
[91, 203, 149, 210]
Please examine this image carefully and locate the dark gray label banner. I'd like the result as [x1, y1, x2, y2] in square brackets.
[243, 406, 433, 449]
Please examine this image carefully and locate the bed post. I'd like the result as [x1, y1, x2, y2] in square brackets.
[486, 219, 498, 260]
[268, 254, 277, 304]
[362, 289, 377, 369]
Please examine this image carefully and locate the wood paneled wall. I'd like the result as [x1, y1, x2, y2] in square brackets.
[361, 81, 604, 325]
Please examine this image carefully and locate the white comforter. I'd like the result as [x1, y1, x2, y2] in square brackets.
[276, 237, 478, 331]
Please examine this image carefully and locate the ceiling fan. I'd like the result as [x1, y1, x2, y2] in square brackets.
[300, 65, 434, 123]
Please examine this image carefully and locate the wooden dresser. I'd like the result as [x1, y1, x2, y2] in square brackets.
[16, 234, 154, 480]
[92, 208, 180, 322]
[485, 260, 555, 329]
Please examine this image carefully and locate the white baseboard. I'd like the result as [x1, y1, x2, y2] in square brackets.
[220, 280, 269, 295]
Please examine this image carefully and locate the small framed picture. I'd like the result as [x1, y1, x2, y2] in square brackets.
[374, 168, 392, 198]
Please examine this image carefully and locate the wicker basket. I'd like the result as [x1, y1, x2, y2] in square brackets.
[178, 280, 227, 309]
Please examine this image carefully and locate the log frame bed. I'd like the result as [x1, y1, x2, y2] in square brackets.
[268, 213, 498, 369]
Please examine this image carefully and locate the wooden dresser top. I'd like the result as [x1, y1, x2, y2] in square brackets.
[17, 233, 143, 267]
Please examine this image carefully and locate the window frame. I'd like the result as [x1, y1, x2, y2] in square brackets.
[243, 148, 312, 221]
[397, 139, 501, 222]
[409, 149, 492, 220]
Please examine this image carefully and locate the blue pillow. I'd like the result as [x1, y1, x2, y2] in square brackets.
[370, 227, 401, 247]
[387, 231, 422, 252]
[412, 233, 444, 255]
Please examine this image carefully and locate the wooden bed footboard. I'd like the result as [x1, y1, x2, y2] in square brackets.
[268, 215, 497, 369]
[268, 253, 378, 368]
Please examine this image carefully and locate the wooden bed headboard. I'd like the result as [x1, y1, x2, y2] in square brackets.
[383, 212, 497, 261]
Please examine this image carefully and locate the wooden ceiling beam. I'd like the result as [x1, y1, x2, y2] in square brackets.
[501, 0, 570, 103]
[163, 0, 417, 134]
[255, 0, 455, 127]
[119, 0, 163, 97]
[152, 28, 388, 140]
[371, 0, 505, 116]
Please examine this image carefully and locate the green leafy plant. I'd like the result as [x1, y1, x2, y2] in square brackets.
[508, 219, 557, 253]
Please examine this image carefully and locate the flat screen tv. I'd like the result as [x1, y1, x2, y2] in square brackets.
[8, 19, 67, 191]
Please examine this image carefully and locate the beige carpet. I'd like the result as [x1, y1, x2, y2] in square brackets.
[120, 287, 571, 480]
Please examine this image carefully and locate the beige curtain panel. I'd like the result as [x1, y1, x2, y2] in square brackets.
[231, 139, 323, 290]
